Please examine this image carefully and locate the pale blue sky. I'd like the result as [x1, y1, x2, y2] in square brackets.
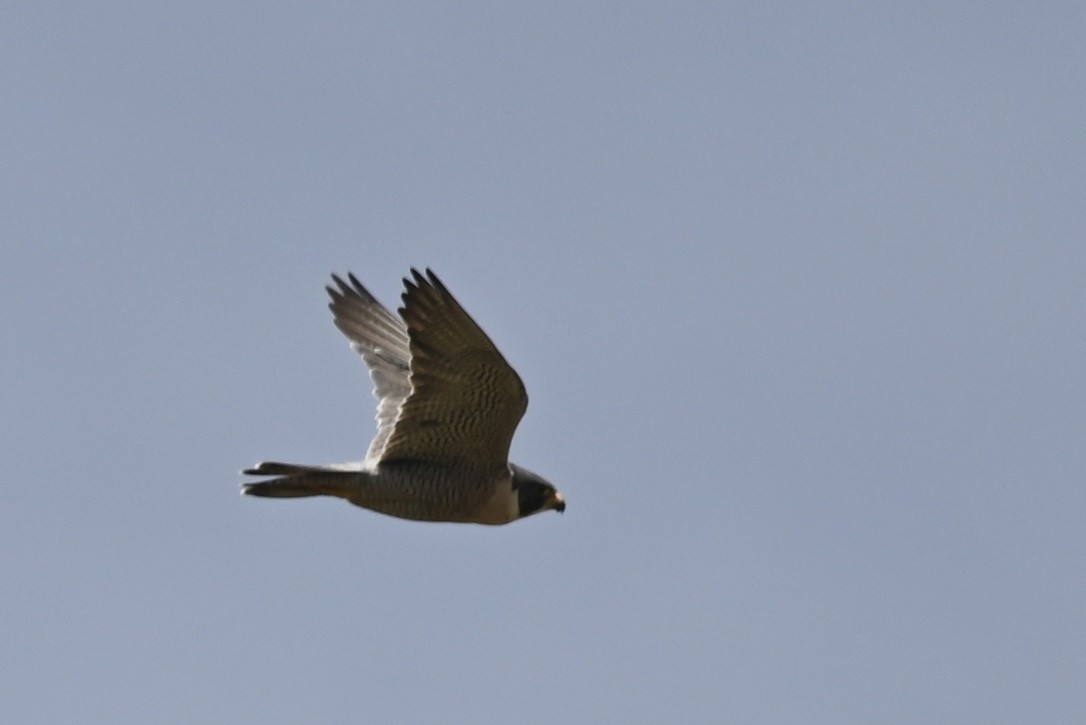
[3, 3, 1084, 722]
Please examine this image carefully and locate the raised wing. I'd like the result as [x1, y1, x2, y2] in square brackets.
[379, 268, 528, 467]
[326, 273, 412, 462]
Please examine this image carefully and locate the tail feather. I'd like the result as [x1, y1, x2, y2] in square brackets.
[241, 463, 362, 500]
[242, 480, 326, 498]
[243, 461, 334, 476]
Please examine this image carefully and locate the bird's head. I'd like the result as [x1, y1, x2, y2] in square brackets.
[510, 464, 565, 518]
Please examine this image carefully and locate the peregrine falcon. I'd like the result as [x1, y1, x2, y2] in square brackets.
[242, 268, 565, 525]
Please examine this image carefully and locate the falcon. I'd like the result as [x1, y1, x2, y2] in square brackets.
[241, 268, 565, 524]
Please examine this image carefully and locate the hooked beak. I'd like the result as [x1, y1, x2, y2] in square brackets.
[552, 492, 566, 513]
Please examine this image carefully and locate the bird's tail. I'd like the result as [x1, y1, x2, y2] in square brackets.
[241, 461, 360, 499]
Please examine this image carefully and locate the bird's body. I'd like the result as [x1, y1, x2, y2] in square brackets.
[242, 269, 564, 525]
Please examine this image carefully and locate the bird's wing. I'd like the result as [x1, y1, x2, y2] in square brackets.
[379, 268, 528, 467]
[326, 273, 412, 462]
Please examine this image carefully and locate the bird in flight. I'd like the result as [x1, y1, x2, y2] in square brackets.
[242, 268, 565, 525]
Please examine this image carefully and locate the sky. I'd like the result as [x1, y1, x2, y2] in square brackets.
[3, 3, 1084, 722]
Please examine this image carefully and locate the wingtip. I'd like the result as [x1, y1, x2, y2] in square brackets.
[328, 271, 383, 310]
[326, 273, 349, 306]
[403, 267, 448, 295]
[425, 268, 447, 292]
